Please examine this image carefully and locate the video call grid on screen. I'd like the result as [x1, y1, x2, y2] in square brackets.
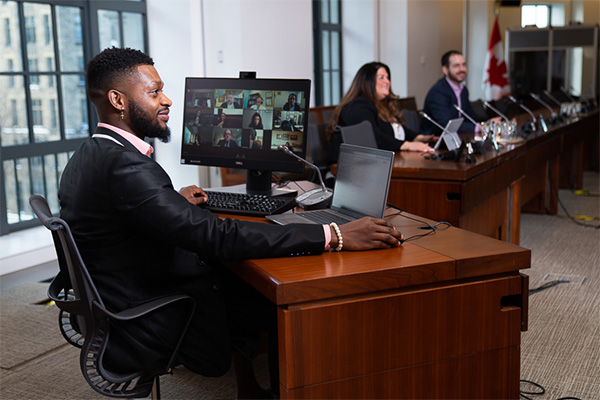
[181, 77, 311, 173]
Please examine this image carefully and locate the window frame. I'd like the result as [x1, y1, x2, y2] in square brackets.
[312, 0, 343, 107]
[0, 0, 148, 235]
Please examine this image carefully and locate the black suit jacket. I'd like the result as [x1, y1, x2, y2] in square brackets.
[330, 97, 418, 163]
[220, 101, 242, 109]
[421, 77, 483, 135]
[217, 139, 239, 148]
[59, 126, 325, 376]
[283, 103, 301, 111]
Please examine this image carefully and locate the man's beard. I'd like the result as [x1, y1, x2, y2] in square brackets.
[129, 100, 171, 143]
[448, 70, 466, 84]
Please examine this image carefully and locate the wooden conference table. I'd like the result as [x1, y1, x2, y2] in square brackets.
[224, 208, 530, 399]
[386, 109, 599, 245]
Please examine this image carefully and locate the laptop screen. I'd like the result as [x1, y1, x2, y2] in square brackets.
[433, 117, 463, 150]
[331, 144, 395, 218]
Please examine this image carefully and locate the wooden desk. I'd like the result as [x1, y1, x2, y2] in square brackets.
[227, 212, 530, 399]
[387, 109, 599, 245]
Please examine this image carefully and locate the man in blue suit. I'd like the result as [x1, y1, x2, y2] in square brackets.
[421, 50, 486, 135]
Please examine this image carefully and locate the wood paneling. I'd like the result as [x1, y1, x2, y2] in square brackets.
[279, 276, 524, 398]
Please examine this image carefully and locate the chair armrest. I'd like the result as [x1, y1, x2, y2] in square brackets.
[92, 294, 195, 322]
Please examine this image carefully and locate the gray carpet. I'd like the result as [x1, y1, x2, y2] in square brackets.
[1, 172, 598, 400]
[518, 171, 600, 400]
[0, 283, 67, 369]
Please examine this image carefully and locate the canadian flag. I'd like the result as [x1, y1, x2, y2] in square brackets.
[482, 16, 511, 100]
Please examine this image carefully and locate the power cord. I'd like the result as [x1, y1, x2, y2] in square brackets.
[529, 279, 570, 295]
[385, 202, 452, 243]
[548, 170, 599, 229]
[520, 379, 581, 400]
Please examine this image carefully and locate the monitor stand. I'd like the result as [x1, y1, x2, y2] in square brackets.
[212, 170, 297, 197]
[245, 169, 297, 197]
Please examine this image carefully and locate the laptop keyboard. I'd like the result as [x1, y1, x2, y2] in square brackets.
[298, 210, 355, 225]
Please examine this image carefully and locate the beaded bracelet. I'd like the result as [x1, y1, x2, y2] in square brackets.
[329, 222, 343, 252]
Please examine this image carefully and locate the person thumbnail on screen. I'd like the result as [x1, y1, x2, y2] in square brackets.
[273, 91, 305, 111]
[183, 113, 199, 145]
[215, 109, 243, 129]
[274, 110, 303, 132]
[282, 92, 302, 111]
[271, 130, 303, 152]
[248, 92, 272, 110]
[243, 109, 273, 130]
[215, 128, 240, 148]
[241, 128, 263, 150]
[218, 90, 243, 109]
[248, 112, 263, 129]
[188, 89, 214, 109]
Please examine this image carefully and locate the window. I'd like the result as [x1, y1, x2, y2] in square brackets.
[31, 99, 42, 126]
[4, 18, 10, 46]
[28, 58, 39, 85]
[43, 14, 50, 44]
[25, 16, 35, 43]
[46, 57, 54, 87]
[0, 0, 148, 235]
[313, 0, 343, 106]
[521, 4, 565, 28]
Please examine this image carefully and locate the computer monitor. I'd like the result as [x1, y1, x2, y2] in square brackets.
[181, 76, 311, 196]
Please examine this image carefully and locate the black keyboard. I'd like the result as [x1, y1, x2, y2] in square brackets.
[199, 191, 296, 217]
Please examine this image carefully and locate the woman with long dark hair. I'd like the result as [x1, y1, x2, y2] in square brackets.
[248, 112, 264, 129]
[329, 62, 433, 162]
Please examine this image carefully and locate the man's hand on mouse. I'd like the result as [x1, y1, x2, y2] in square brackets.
[179, 185, 208, 205]
[334, 217, 403, 250]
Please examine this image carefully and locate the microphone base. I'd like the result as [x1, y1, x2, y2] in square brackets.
[296, 188, 333, 210]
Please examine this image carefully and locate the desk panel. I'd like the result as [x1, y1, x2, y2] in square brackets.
[279, 275, 525, 398]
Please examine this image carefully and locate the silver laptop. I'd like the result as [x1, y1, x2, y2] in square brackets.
[267, 143, 394, 226]
[433, 117, 463, 151]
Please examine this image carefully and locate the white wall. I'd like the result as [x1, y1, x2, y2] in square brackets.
[465, 0, 490, 102]
[147, 0, 313, 190]
[341, 0, 376, 93]
[380, 0, 408, 97]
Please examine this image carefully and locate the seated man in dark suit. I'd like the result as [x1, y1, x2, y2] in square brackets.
[217, 129, 239, 148]
[282, 93, 302, 111]
[58, 47, 402, 399]
[421, 50, 487, 135]
[220, 92, 242, 109]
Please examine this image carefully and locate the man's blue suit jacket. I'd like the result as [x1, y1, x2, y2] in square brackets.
[421, 77, 483, 135]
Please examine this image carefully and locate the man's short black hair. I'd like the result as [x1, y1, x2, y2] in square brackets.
[441, 50, 462, 68]
[86, 47, 154, 101]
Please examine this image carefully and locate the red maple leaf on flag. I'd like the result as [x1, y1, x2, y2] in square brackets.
[482, 16, 511, 100]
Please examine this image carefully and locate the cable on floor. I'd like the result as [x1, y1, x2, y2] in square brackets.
[520, 379, 581, 400]
[548, 170, 600, 229]
[529, 279, 570, 295]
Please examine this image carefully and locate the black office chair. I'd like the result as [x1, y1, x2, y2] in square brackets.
[401, 109, 421, 133]
[334, 120, 378, 148]
[29, 195, 196, 400]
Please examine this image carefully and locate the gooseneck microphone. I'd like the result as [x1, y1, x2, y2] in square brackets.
[560, 86, 577, 103]
[483, 101, 510, 122]
[453, 104, 480, 126]
[508, 95, 537, 132]
[419, 111, 461, 150]
[543, 90, 562, 107]
[278, 145, 333, 209]
[530, 93, 558, 117]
